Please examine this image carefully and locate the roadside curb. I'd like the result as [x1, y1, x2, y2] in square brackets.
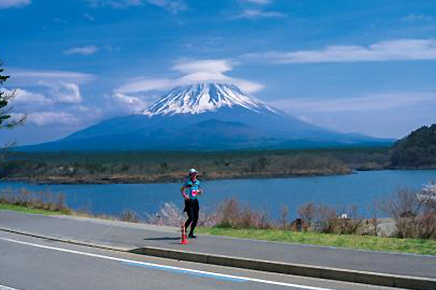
[130, 246, 436, 290]
[0, 227, 133, 253]
[1, 227, 435, 290]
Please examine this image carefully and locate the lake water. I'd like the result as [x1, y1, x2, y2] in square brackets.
[1, 170, 435, 220]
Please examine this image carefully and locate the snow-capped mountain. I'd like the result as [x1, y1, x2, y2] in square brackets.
[21, 82, 393, 151]
[142, 83, 277, 116]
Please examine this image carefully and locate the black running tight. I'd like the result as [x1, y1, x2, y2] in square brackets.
[184, 199, 199, 234]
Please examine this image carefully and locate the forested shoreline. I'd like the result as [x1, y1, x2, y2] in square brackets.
[0, 147, 391, 184]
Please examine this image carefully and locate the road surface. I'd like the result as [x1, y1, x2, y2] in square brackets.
[0, 231, 407, 290]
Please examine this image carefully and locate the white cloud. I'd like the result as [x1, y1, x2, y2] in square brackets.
[402, 13, 433, 22]
[9, 69, 95, 86]
[173, 59, 233, 74]
[0, 0, 30, 9]
[64, 45, 99, 56]
[116, 59, 264, 94]
[110, 93, 148, 113]
[2, 69, 107, 134]
[6, 69, 92, 111]
[117, 78, 172, 93]
[236, 9, 285, 19]
[83, 13, 95, 21]
[269, 91, 436, 113]
[1, 68, 96, 130]
[19, 112, 79, 126]
[146, 0, 186, 13]
[241, 0, 271, 4]
[86, 0, 187, 13]
[3, 84, 83, 108]
[2, 88, 53, 106]
[42, 82, 83, 104]
[244, 39, 436, 63]
[86, 0, 142, 8]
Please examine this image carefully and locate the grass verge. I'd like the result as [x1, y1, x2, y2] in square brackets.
[0, 203, 70, 216]
[197, 227, 436, 256]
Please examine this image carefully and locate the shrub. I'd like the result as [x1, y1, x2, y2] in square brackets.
[381, 187, 436, 239]
[298, 202, 363, 234]
[0, 188, 71, 214]
[298, 201, 316, 228]
[146, 201, 218, 227]
[215, 198, 272, 229]
[119, 210, 141, 223]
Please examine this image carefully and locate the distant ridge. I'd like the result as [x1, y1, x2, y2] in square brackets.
[19, 82, 394, 151]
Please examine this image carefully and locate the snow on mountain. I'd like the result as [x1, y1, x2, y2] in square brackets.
[19, 82, 393, 151]
[142, 83, 278, 116]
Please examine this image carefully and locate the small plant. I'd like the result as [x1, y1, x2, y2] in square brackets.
[298, 201, 316, 228]
[279, 204, 289, 230]
[119, 210, 141, 223]
[0, 188, 71, 214]
[381, 187, 436, 239]
[215, 198, 272, 229]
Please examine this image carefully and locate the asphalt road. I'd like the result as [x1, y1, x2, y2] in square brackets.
[0, 231, 406, 290]
[1, 211, 435, 279]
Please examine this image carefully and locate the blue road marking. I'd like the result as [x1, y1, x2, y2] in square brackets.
[123, 261, 246, 283]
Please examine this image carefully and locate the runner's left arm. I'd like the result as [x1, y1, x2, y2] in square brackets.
[198, 182, 203, 195]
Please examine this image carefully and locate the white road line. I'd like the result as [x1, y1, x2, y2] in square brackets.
[0, 285, 20, 290]
[0, 237, 336, 290]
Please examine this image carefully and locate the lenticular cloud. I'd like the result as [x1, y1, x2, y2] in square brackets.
[116, 59, 264, 95]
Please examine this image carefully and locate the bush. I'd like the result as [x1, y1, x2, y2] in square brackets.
[298, 202, 363, 234]
[0, 188, 71, 214]
[119, 210, 141, 223]
[381, 187, 436, 239]
[215, 198, 272, 229]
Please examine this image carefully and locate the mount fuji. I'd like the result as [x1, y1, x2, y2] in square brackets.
[23, 83, 392, 151]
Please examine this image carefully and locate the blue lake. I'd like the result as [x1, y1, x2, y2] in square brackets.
[1, 170, 435, 219]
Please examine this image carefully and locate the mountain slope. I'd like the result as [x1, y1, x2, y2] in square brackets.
[143, 83, 277, 116]
[391, 124, 436, 168]
[21, 83, 392, 151]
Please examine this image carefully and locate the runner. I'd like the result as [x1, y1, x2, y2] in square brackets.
[181, 168, 202, 238]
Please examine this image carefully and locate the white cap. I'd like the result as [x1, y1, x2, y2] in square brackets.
[189, 168, 197, 174]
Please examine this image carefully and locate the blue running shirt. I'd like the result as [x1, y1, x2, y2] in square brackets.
[183, 178, 201, 200]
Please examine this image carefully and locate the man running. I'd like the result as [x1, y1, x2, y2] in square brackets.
[181, 168, 202, 238]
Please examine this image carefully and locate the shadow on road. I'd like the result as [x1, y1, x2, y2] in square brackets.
[143, 237, 180, 241]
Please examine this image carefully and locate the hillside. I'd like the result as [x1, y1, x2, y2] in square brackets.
[391, 124, 436, 168]
[19, 83, 392, 152]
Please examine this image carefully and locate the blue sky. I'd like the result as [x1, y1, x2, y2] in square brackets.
[1, 0, 436, 145]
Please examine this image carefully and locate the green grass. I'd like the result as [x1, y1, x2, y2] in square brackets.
[197, 227, 436, 256]
[0, 203, 70, 216]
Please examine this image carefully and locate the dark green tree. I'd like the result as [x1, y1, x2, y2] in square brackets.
[0, 62, 26, 164]
[1, 63, 25, 129]
[391, 124, 436, 168]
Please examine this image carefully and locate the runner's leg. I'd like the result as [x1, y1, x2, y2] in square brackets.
[185, 202, 194, 231]
[189, 201, 199, 236]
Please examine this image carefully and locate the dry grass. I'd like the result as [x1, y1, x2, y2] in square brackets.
[381, 187, 436, 239]
[0, 188, 71, 214]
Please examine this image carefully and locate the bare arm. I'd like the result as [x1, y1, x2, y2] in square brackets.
[181, 186, 189, 200]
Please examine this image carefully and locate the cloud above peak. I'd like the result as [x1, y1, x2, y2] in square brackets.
[116, 59, 264, 95]
[172, 59, 234, 74]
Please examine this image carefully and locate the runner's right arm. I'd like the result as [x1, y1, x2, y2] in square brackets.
[181, 185, 189, 200]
